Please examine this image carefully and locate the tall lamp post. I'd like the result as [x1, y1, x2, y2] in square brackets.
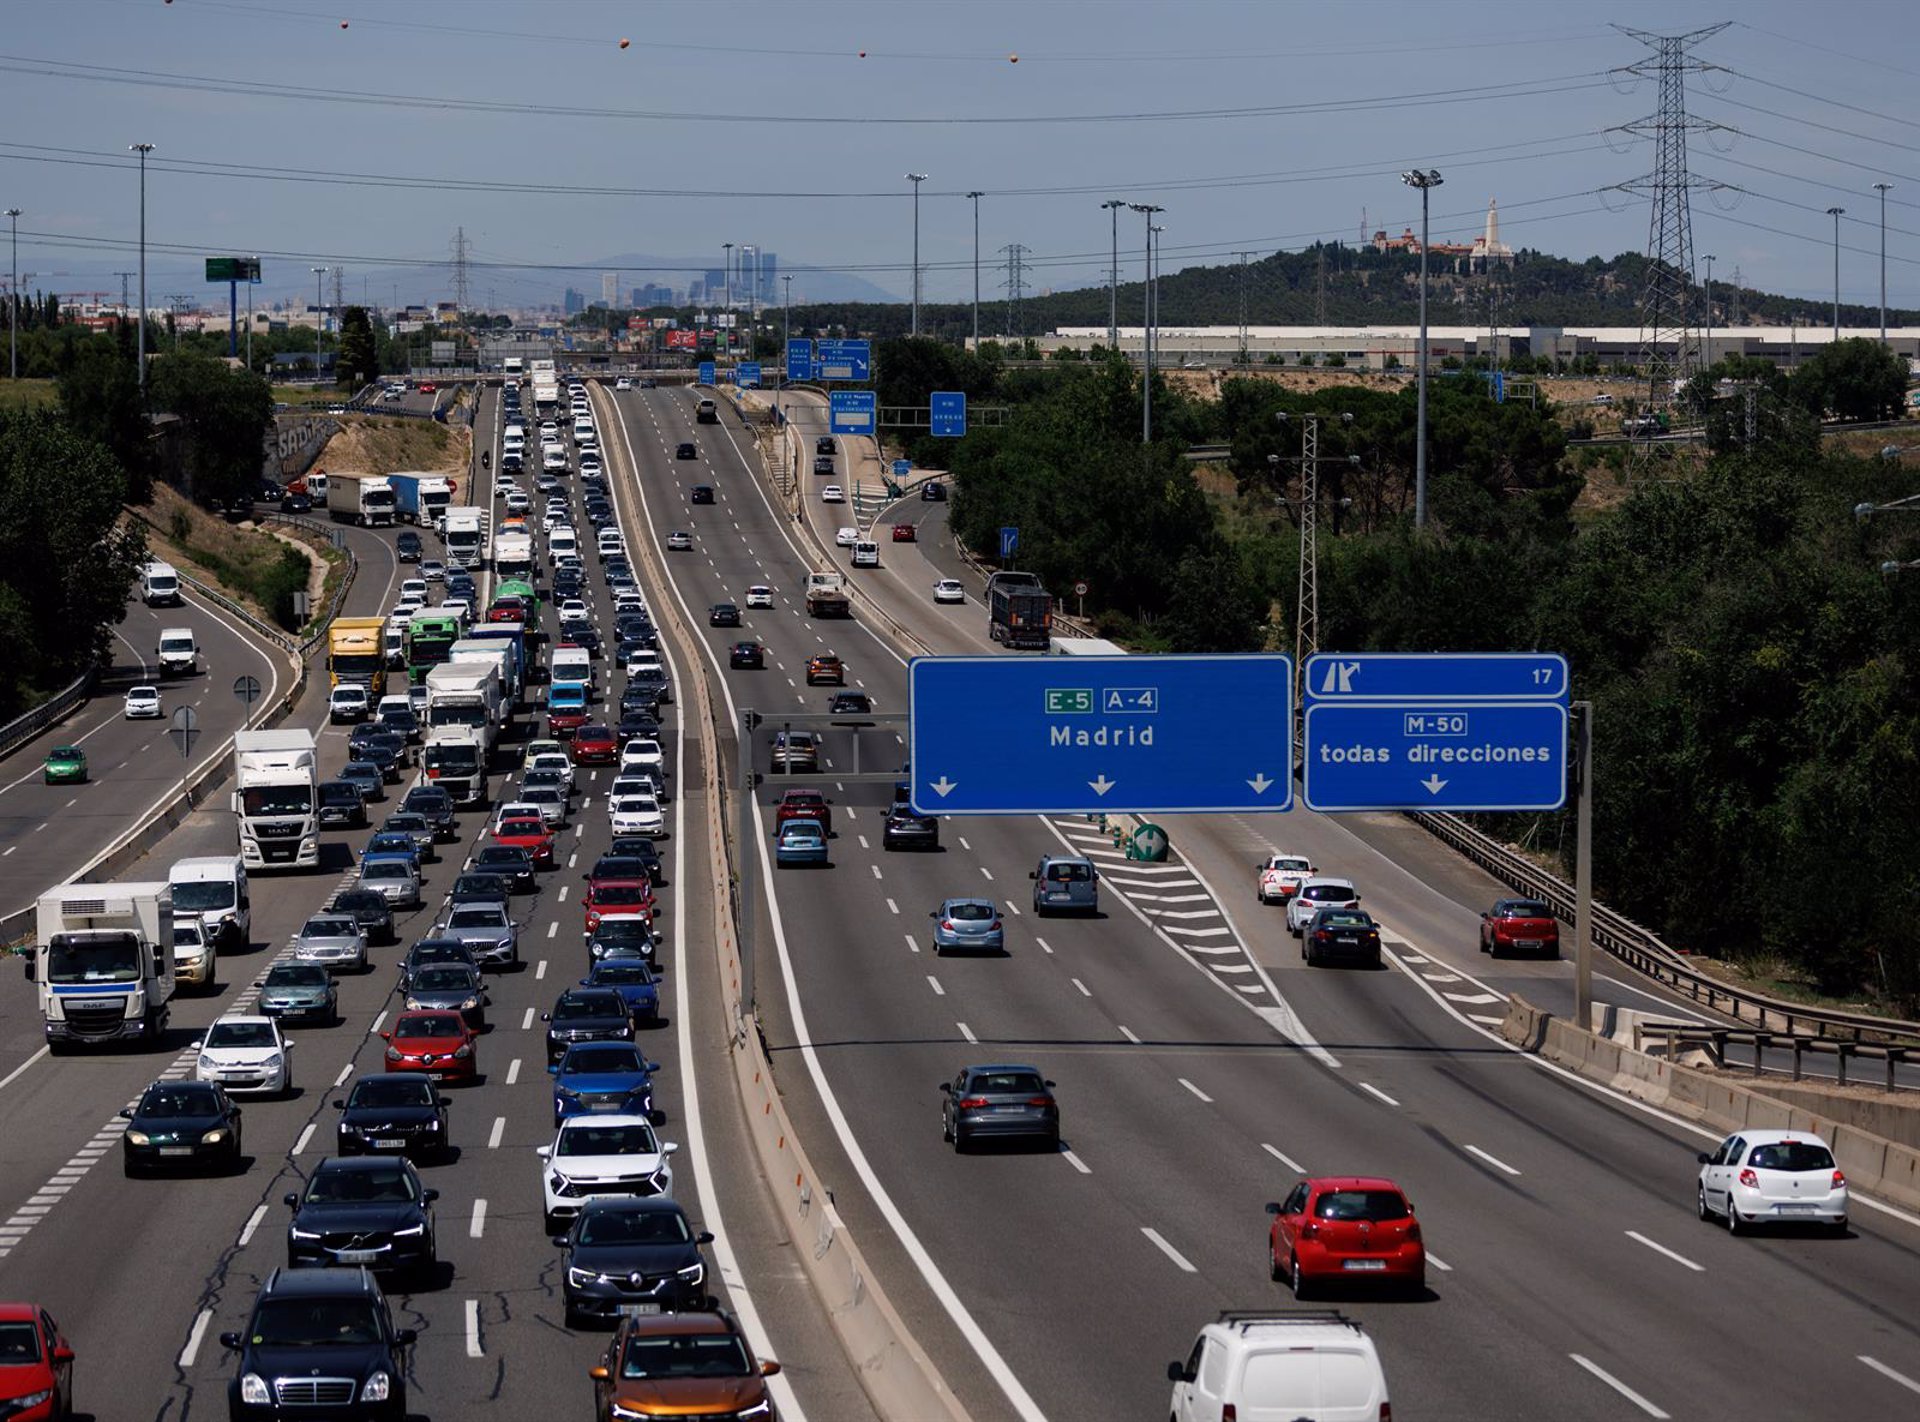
[906, 174, 927, 336]
[1151, 224, 1166, 369]
[1101, 198, 1124, 349]
[4, 207, 19, 381]
[1702, 253, 1714, 374]
[966, 190, 983, 347]
[1826, 207, 1845, 340]
[1873, 182, 1892, 345]
[131, 142, 154, 392]
[722, 242, 733, 356]
[1401, 168, 1442, 530]
[1128, 203, 1163, 443]
[311, 266, 328, 371]
[778, 273, 792, 427]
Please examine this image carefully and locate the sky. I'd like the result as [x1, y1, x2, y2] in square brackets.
[1, 0, 1915, 315]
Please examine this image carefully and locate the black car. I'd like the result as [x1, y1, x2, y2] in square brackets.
[334, 1074, 449, 1161]
[815, 435, 837, 456]
[940, 1063, 1060, 1153]
[616, 709, 663, 741]
[921, 480, 947, 502]
[883, 807, 940, 851]
[585, 916, 660, 966]
[397, 938, 479, 991]
[690, 484, 714, 505]
[1303, 907, 1384, 968]
[319, 779, 370, 829]
[472, 844, 537, 893]
[279, 491, 313, 514]
[543, 987, 635, 1063]
[338, 761, 386, 803]
[553, 1198, 713, 1327]
[120, 1080, 244, 1176]
[568, 625, 603, 658]
[221, 1267, 414, 1422]
[829, 690, 873, 720]
[729, 641, 764, 670]
[396, 531, 423, 563]
[284, 1157, 438, 1282]
[381, 812, 436, 860]
[445, 574, 477, 602]
[448, 872, 511, 913]
[675, 441, 697, 460]
[348, 728, 408, 782]
[596, 845, 663, 886]
[812, 454, 836, 476]
[405, 963, 490, 1029]
[708, 602, 740, 627]
[376, 705, 422, 744]
[626, 671, 671, 707]
[398, 783, 456, 840]
[330, 889, 396, 946]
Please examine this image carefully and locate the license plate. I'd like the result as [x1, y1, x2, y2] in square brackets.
[334, 1249, 380, 1263]
[426, 1072, 445, 1081]
[589, 1101, 620, 1111]
[994, 1105, 1028, 1113]
[619, 1303, 662, 1318]
[1514, 939, 1542, 949]
[1775, 1203, 1815, 1215]
[373, 1138, 406, 1148]
[159, 1146, 193, 1157]
[1343, 1259, 1388, 1271]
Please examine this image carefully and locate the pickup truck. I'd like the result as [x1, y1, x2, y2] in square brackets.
[804, 570, 850, 619]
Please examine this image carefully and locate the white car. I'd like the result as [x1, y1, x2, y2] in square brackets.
[1256, 853, 1316, 906]
[399, 578, 429, 603]
[495, 476, 521, 501]
[124, 684, 163, 719]
[193, 1014, 293, 1095]
[504, 490, 532, 515]
[579, 452, 604, 476]
[329, 684, 371, 724]
[1168, 1312, 1390, 1422]
[544, 510, 574, 535]
[438, 599, 472, 627]
[933, 578, 966, 605]
[745, 585, 774, 609]
[536, 1116, 676, 1231]
[526, 750, 575, 793]
[557, 598, 592, 624]
[494, 799, 545, 829]
[1698, 1128, 1848, 1233]
[620, 738, 665, 774]
[1286, 877, 1360, 936]
[835, 526, 859, 548]
[822, 485, 845, 503]
[608, 792, 665, 837]
[614, 377, 632, 391]
[613, 591, 646, 615]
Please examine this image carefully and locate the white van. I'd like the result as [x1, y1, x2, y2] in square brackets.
[572, 416, 595, 443]
[169, 854, 252, 953]
[157, 627, 200, 677]
[542, 442, 569, 474]
[548, 526, 579, 564]
[140, 560, 183, 607]
[384, 610, 413, 669]
[503, 423, 526, 448]
[1167, 1312, 1390, 1422]
[597, 528, 625, 561]
[548, 645, 592, 692]
[851, 540, 880, 568]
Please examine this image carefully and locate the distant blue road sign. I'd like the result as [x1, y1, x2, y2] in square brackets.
[892, 459, 911, 480]
[738, 362, 762, 388]
[785, 338, 814, 382]
[829, 390, 877, 435]
[999, 526, 1018, 559]
[930, 390, 967, 437]
[698, 361, 715, 386]
[816, 339, 872, 381]
[909, 655, 1295, 816]
[1301, 652, 1570, 812]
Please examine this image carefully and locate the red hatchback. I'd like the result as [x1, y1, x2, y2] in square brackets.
[493, 815, 555, 868]
[381, 1009, 477, 1083]
[571, 724, 619, 765]
[583, 878, 655, 934]
[0, 1303, 74, 1421]
[1480, 898, 1560, 958]
[1267, 1176, 1425, 1298]
[487, 596, 528, 625]
[776, 788, 832, 837]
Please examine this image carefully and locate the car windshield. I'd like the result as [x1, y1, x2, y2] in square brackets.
[171, 880, 235, 911]
[578, 1206, 690, 1247]
[559, 1122, 659, 1158]
[594, 885, 650, 906]
[1747, 1141, 1836, 1172]
[1045, 863, 1092, 882]
[1503, 900, 1552, 918]
[173, 925, 204, 946]
[595, 921, 651, 944]
[400, 1013, 464, 1039]
[968, 1070, 1046, 1094]
[0, 1320, 43, 1362]
[448, 908, 505, 930]
[477, 849, 526, 868]
[946, 902, 995, 922]
[248, 1299, 385, 1347]
[595, 964, 655, 985]
[613, 797, 656, 814]
[206, 1021, 277, 1049]
[302, 917, 356, 938]
[620, 1333, 752, 1380]
[414, 967, 475, 991]
[363, 862, 409, 881]
[564, 1045, 644, 1073]
[1315, 1189, 1410, 1222]
[554, 995, 620, 1022]
[454, 876, 503, 897]
[266, 965, 330, 990]
[307, 1163, 419, 1202]
[349, 1079, 435, 1109]
[139, 1085, 221, 1119]
[500, 819, 545, 836]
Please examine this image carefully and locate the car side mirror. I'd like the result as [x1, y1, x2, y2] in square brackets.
[760, 1360, 783, 1377]
[435, 1095, 450, 1107]
[395, 1328, 417, 1348]
[1167, 1362, 1192, 1383]
[1696, 1153, 1712, 1165]
[1044, 1080, 1056, 1088]
[551, 1234, 571, 1248]
[540, 1012, 551, 1021]
[219, 1332, 243, 1352]
[547, 1063, 559, 1075]
[938, 1082, 952, 1094]
[332, 1098, 347, 1110]
[1028, 871, 1038, 880]
[648, 1108, 667, 1127]
[118, 1107, 133, 1119]
[284, 1038, 295, 1048]
[283, 1193, 299, 1208]
[190, 1039, 204, 1051]
[1265, 1201, 1283, 1215]
[536, 1145, 551, 1158]
[379, 1032, 392, 1042]
[589, 1365, 610, 1382]
[423, 1188, 439, 1203]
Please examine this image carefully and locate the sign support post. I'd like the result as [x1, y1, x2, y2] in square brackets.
[737, 706, 757, 1028]
[1573, 699, 1593, 1033]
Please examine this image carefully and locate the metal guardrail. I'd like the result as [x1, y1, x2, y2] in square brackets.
[1410, 809, 1920, 1046]
[1634, 1021, 1915, 1091]
[0, 670, 96, 763]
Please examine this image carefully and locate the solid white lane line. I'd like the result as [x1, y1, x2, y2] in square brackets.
[0, 1047, 48, 1095]
[506, 1057, 522, 1086]
[466, 1298, 483, 1358]
[488, 1115, 506, 1149]
[1569, 1355, 1669, 1419]
[1359, 1082, 1399, 1107]
[927, 975, 945, 997]
[1859, 1357, 1920, 1396]
[1061, 1149, 1092, 1175]
[293, 1123, 316, 1155]
[957, 1022, 977, 1043]
[1625, 1230, 1703, 1271]
[1118, 1025, 1142, 1045]
[1464, 1144, 1522, 1176]
[179, 1308, 213, 1368]
[1178, 1077, 1214, 1104]
[470, 1198, 487, 1238]
[237, 1205, 268, 1248]
[1141, 1227, 1198, 1273]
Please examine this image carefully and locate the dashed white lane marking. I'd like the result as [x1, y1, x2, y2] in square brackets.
[546, 923, 558, 940]
[1141, 1227, 1198, 1273]
[1465, 1144, 1522, 1176]
[333, 1062, 354, 1087]
[886, 898, 899, 915]
[293, 1123, 316, 1155]
[870, 864, 882, 879]
[506, 1057, 522, 1086]
[1162, 924, 1234, 938]
[179, 1308, 213, 1368]
[979, 865, 994, 881]
[858, 835, 869, 850]
[1625, 1230, 1703, 1272]
[958, 836, 971, 851]
[521, 1007, 535, 1030]
[927, 975, 945, 997]
[535, 959, 548, 980]
[957, 1022, 977, 1044]
[238, 1205, 268, 1248]
[1859, 1357, 1920, 1397]
[1569, 1354, 1669, 1419]
[371, 1011, 387, 1035]
[1118, 1025, 1142, 1045]
[1070, 978, 1092, 997]
[1359, 1082, 1400, 1107]
[488, 1115, 506, 1149]
[1061, 1149, 1091, 1175]
[466, 1298, 484, 1358]
[1035, 937, 1054, 955]
[470, 1198, 488, 1238]
[1426, 1251, 1454, 1272]
[1178, 1077, 1213, 1104]
[904, 934, 921, 954]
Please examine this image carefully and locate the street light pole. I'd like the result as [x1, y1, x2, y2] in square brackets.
[1101, 198, 1124, 350]
[1702, 253, 1714, 373]
[131, 142, 154, 392]
[906, 174, 927, 336]
[779, 274, 791, 428]
[966, 190, 982, 347]
[1874, 182, 1892, 345]
[1827, 207, 1845, 340]
[1402, 168, 1442, 530]
[4, 207, 19, 381]
[1151, 224, 1165, 370]
[311, 266, 328, 371]
[1128, 203, 1163, 444]
[722, 242, 733, 356]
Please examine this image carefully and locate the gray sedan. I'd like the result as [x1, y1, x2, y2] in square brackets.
[930, 898, 1005, 955]
[404, 963, 490, 1028]
[358, 856, 423, 910]
[431, 903, 521, 971]
[292, 914, 369, 974]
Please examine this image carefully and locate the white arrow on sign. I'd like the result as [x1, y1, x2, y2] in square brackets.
[929, 777, 958, 798]
[1248, 773, 1274, 794]
[1421, 774, 1449, 795]
[1089, 774, 1115, 797]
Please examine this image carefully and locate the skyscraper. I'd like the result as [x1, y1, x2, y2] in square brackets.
[601, 272, 619, 307]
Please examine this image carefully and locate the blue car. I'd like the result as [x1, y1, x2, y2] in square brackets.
[775, 817, 829, 867]
[548, 1042, 661, 1128]
[580, 960, 661, 1026]
[361, 830, 422, 871]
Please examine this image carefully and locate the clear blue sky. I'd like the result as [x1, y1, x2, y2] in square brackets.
[2, 0, 1913, 314]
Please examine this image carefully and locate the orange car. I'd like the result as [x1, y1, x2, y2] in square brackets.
[805, 654, 844, 686]
[381, 1008, 477, 1083]
[591, 1311, 781, 1420]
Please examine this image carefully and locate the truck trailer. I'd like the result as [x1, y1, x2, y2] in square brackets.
[325, 472, 397, 528]
[390, 472, 454, 528]
[28, 881, 176, 1050]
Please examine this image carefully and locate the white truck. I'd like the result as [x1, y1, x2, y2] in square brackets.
[448, 636, 522, 707]
[325, 472, 398, 528]
[426, 662, 504, 757]
[423, 724, 488, 807]
[493, 526, 535, 582]
[27, 881, 176, 1050]
[230, 729, 319, 870]
[804, 570, 851, 619]
[390, 471, 453, 529]
[156, 626, 200, 677]
[443, 507, 488, 570]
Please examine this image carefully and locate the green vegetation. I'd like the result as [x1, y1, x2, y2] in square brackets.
[0, 380, 57, 411]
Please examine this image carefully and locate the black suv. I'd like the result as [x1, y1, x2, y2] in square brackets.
[222, 1266, 413, 1421]
[335, 1073, 450, 1161]
[554, 1197, 714, 1327]
[813, 454, 836, 475]
[675, 441, 697, 460]
[815, 436, 837, 455]
[398, 783, 456, 840]
[543, 987, 636, 1063]
[920, 480, 947, 502]
[318, 779, 369, 829]
[396, 531, 422, 563]
[284, 1156, 438, 1282]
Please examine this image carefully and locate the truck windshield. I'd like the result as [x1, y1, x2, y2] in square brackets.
[365, 490, 396, 508]
[330, 653, 385, 678]
[159, 636, 194, 654]
[432, 704, 487, 728]
[171, 881, 235, 911]
[426, 745, 479, 772]
[241, 785, 314, 816]
[46, 933, 143, 984]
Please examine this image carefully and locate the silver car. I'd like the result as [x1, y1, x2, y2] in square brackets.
[432, 902, 521, 970]
[292, 913, 369, 973]
[358, 856, 423, 910]
[930, 898, 1005, 955]
[404, 962, 490, 1028]
[516, 784, 570, 830]
[1030, 855, 1099, 916]
[1286, 877, 1360, 937]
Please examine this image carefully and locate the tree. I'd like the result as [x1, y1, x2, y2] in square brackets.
[55, 331, 153, 502]
[1163, 546, 1266, 652]
[336, 305, 378, 387]
[1789, 338, 1908, 424]
[147, 353, 273, 506]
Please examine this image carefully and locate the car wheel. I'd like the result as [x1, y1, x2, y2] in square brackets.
[1269, 1241, 1283, 1282]
[953, 1126, 969, 1154]
[1726, 1198, 1744, 1235]
[1290, 1253, 1310, 1299]
[1697, 1184, 1712, 1221]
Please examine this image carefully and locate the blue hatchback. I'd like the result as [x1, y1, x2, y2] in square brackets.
[580, 961, 661, 1026]
[548, 1042, 661, 1128]
[361, 830, 422, 871]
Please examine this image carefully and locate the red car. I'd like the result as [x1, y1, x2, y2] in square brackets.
[891, 522, 916, 542]
[571, 724, 619, 765]
[487, 596, 528, 625]
[547, 701, 590, 738]
[1479, 898, 1560, 958]
[416, 381, 437, 394]
[0, 1303, 74, 1421]
[583, 877, 656, 933]
[380, 1009, 477, 1083]
[776, 788, 832, 837]
[1266, 1176, 1425, 1298]
[493, 815, 555, 868]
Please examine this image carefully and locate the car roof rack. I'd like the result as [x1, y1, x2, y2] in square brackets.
[1215, 1309, 1363, 1333]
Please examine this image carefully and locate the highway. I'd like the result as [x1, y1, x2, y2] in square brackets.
[602, 381, 1920, 1422]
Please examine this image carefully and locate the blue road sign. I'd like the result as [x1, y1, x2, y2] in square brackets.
[1301, 652, 1569, 812]
[999, 526, 1018, 559]
[816, 339, 872, 381]
[930, 390, 967, 437]
[785, 339, 814, 381]
[829, 390, 877, 435]
[892, 459, 912, 480]
[909, 655, 1295, 815]
[698, 361, 715, 386]
[738, 361, 762, 388]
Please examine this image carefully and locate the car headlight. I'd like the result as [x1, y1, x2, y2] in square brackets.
[385, 1046, 403, 1061]
[567, 1265, 603, 1288]
[197, 1054, 216, 1071]
[461, 996, 479, 1010]
[264, 1054, 283, 1068]
[737, 1401, 773, 1419]
[675, 1261, 705, 1284]
[361, 1370, 391, 1403]
[453, 1043, 472, 1058]
[549, 1172, 569, 1193]
[392, 1223, 425, 1237]
[289, 1226, 322, 1240]
[125, 1130, 151, 1146]
[202, 1128, 228, 1144]
[240, 1374, 271, 1405]
[497, 937, 513, 952]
